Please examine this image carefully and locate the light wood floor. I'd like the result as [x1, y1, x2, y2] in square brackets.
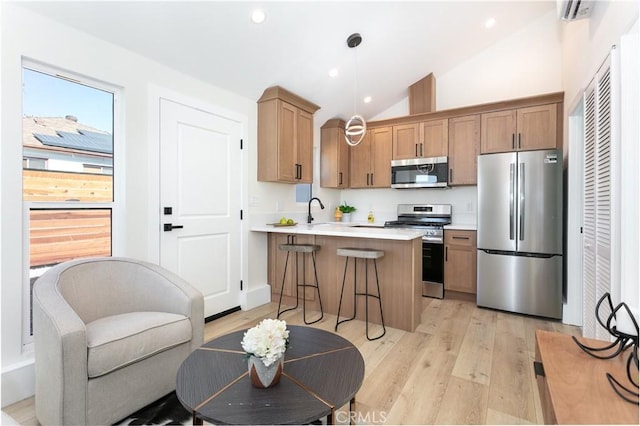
[4, 293, 580, 425]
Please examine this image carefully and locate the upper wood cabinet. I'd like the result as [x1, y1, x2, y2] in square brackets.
[481, 103, 558, 154]
[392, 119, 448, 160]
[320, 119, 349, 188]
[448, 115, 480, 186]
[350, 126, 392, 188]
[257, 86, 320, 183]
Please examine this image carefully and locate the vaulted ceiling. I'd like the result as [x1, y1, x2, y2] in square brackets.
[16, 1, 556, 124]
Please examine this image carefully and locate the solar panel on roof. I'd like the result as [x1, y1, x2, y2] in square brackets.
[33, 130, 112, 154]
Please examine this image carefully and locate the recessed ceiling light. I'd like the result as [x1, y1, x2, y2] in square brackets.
[485, 17, 496, 29]
[363, 96, 372, 104]
[251, 9, 266, 24]
[328, 68, 339, 78]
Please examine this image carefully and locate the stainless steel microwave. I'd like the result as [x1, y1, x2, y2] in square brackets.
[391, 157, 448, 188]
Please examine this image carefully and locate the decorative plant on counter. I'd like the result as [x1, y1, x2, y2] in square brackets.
[338, 202, 357, 214]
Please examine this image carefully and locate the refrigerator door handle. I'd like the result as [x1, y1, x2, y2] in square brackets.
[519, 162, 525, 241]
[509, 163, 515, 240]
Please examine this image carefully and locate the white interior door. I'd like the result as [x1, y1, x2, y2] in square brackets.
[159, 98, 242, 317]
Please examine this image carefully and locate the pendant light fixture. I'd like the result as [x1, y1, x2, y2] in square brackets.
[344, 33, 367, 147]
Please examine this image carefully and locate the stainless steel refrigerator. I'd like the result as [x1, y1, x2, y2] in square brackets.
[477, 149, 563, 319]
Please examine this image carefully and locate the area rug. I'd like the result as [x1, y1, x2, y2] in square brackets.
[115, 391, 194, 425]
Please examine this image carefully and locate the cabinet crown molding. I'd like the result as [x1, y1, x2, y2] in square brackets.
[321, 118, 346, 129]
[370, 91, 564, 128]
[258, 86, 321, 114]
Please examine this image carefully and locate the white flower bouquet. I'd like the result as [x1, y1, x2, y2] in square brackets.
[241, 318, 290, 367]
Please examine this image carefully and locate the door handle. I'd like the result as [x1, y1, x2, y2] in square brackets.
[509, 163, 515, 240]
[370, 173, 374, 186]
[339, 172, 343, 185]
[445, 246, 448, 262]
[164, 223, 184, 232]
[519, 162, 525, 241]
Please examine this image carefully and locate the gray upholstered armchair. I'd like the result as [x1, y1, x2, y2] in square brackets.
[32, 257, 204, 425]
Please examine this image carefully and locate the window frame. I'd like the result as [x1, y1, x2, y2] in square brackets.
[21, 59, 125, 347]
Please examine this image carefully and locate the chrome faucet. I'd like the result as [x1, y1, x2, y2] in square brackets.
[307, 197, 325, 223]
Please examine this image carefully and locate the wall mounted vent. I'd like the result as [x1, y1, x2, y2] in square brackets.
[558, 0, 594, 21]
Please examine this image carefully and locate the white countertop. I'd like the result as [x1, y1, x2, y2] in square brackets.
[250, 222, 424, 241]
[444, 224, 477, 231]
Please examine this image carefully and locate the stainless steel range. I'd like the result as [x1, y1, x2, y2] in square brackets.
[385, 204, 452, 299]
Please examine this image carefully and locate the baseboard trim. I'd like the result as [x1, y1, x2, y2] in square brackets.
[1, 358, 35, 407]
[241, 283, 271, 311]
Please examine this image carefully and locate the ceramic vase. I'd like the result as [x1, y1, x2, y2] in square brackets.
[342, 212, 352, 222]
[248, 355, 283, 388]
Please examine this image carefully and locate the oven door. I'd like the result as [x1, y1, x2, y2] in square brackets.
[422, 240, 444, 298]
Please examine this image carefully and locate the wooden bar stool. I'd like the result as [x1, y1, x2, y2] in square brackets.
[335, 247, 386, 341]
[276, 242, 324, 324]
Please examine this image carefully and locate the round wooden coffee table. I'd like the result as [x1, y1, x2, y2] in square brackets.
[176, 325, 365, 425]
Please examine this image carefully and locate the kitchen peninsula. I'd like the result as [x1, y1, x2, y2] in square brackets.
[250, 223, 423, 332]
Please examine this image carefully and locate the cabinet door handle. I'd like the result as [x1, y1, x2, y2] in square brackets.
[449, 168, 453, 183]
[511, 134, 515, 150]
[445, 246, 448, 262]
[452, 236, 470, 240]
[366, 173, 370, 186]
[339, 172, 343, 185]
[370, 173, 374, 186]
[518, 133, 522, 149]
[420, 143, 423, 157]
[415, 144, 418, 157]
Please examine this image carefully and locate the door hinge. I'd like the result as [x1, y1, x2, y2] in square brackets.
[240, 280, 243, 291]
[240, 209, 243, 220]
[240, 139, 243, 150]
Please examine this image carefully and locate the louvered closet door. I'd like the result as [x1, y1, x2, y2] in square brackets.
[595, 64, 612, 340]
[582, 56, 613, 340]
[583, 84, 597, 338]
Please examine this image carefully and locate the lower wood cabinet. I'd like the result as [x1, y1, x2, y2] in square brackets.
[268, 234, 316, 300]
[444, 229, 477, 294]
[264, 232, 423, 332]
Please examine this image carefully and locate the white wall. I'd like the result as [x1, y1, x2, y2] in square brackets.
[1, 3, 260, 406]
[375, 10, 562, 118]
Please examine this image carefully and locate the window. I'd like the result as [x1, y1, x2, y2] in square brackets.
[23, 156, 47, 170]
[22, 63, 119, 342]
